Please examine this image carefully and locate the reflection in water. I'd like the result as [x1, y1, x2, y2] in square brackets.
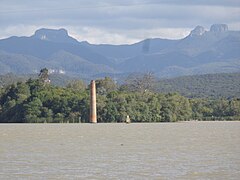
[0, 122, 239, 179]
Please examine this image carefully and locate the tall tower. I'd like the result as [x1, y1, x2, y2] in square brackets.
[90, 80, 97, 123]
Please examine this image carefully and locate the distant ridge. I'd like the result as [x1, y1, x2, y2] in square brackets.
[32, 28, 79, 44]
[0, 24, 239, 78]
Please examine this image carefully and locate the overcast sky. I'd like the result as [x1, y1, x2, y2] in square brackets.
[0, 0, 239, 44]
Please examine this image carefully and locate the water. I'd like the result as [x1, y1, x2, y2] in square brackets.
[0, 122, 239, 179]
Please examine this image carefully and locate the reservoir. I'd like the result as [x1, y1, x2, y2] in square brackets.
[0, 122, 239, 179]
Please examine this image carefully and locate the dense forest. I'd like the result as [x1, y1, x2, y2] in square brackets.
[1, 72, 240, 99]
[0, 69, 239, 123]
[156, 73, 240, 98]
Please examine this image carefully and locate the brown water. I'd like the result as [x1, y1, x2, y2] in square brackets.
[0, 122, 239, 179]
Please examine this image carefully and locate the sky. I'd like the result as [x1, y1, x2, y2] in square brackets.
[0, 0, 240, 44]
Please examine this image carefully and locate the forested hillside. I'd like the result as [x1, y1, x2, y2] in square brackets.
[156, 73, 240, 98]
[0, 73, 76, 88]
[1, 25, 240, 78]
[0, 71, 239, 123]
[1, 72, 240, 99]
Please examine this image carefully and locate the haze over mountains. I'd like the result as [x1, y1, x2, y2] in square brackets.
[0, 24, 239, 79]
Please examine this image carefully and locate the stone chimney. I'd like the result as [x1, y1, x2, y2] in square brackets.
[90, 80, 97, 123]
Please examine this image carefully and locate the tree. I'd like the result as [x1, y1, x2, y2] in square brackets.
[228, 99, 240, 116]
[3, 99, 16, 110]
[67, 80, 86, 91]
[67, 112, 80, 123]
[95, 77, 117, 95]
[23, 97, 43, 123]
[41, 107, 53, 123]
[121, 72, 157, 93]
[54, 113, 64, 123]
[39, 68, 50, 85]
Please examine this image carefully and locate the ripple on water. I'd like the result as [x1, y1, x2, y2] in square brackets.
[0, 122, 239, 179]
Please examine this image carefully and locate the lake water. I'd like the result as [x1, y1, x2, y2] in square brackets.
[0, 122, 239, 179]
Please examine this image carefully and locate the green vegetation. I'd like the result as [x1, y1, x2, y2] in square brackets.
[156, 73, 240, 98]
[0, 73, 77, 88]
[0, 73, 27, 88]
[0, 70, 239, 123]
[1, 72, 239, 98]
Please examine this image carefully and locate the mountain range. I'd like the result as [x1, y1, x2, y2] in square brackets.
[0, 24, 239, 79]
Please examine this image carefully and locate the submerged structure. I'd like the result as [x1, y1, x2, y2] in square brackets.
[90, 80, 97, 123]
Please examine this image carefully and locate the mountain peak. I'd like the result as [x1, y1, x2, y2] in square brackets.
[189, 26, 206, 37]
[32, 28, 78, 44]
[210, 24, 228, 33]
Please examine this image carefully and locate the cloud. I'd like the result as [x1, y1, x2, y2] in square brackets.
[0, 0, 239, 44]
[69, 26, 191, 44]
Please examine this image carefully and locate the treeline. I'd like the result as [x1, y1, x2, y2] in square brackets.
[156, 72, 240, 98]
[0, 73, 75, 88]
[1, 72, 240, 99]
[0, 70, 239, 123]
